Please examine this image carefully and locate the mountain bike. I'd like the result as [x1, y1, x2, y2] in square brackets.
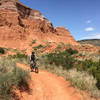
[31, 61, 39, 73]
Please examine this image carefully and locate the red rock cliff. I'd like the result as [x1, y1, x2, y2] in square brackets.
[0, 0, 79, 49]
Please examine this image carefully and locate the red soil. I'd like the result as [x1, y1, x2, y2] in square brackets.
[17, 63, 91, 100]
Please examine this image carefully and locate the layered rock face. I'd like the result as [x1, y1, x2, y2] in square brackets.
[0, 0, 78, 49]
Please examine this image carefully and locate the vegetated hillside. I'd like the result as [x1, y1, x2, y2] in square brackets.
[78, 39, 100, 46]
[0, 0, 79, 51]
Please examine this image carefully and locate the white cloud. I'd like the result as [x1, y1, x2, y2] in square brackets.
[81, 33, 100, 40]
[85, 27, 95, 32]
[86, 20, 92, 24]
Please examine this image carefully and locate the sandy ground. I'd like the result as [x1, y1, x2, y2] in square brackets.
[17, 63, 90, 100]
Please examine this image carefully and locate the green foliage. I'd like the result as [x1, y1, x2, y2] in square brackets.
[66, 48, 78, 55]
[79, 53, 83, 57]
[8, 52, 27, 59]
[45, 48, 100, 95]
[77, 59, 100, 90]
[66, 54, 75, 69]
[66, 69, 97, 91]
[36, 51, 100, 98]
[81, 59, 94, 71]
[16, 52, 27, 58]
[98, 50, 100, 53]
[0, 72, 14, 100]
[12, 67, 31, 90]
[38, 53, 100, 98]
[0, 58, 30, 100]
[46, 48, 78, 69]
[32, 39, 36, 44]
[7, 52, 30, 66]
[0, 47, 5, 54]
[33, 44, 44, 50]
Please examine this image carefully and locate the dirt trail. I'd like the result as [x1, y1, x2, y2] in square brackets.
[17, 63, 88, 100]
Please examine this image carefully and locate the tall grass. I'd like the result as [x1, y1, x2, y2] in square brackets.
[37, 50, 100, 99]
[0, 57, 30, 100]
[7, 52, 30, 65]
[2, 48, 100, 99]
[66, 69, 97, 91]
[66, 69, 100, 99]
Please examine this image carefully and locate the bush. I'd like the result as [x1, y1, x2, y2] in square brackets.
[77, 59, 100, 90]
[66, 69, 97, 91]
[31, 39, 36, 44]
[46, 49, 77, 69]
[7, 53, 30, 66]
[0, 72, 14, 100]
[98, 50, 100, 53]
[33, 44, 44, 50]
[16, 52, 27, 58]
[0, 47, 5, 54]
[66, 48, 78, 55]
[0, 58, 30, 100]
[66, 69, 100, 98]
[46, 48, 100, 91]
[7, 52, 28, 59]
[37, 52, 100, 98]
[79, 53, 83, 57]
[12, 67, 31, 90]
[66, 54, 75, 69]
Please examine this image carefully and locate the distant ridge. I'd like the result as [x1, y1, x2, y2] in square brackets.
[78, 39, 100, 46]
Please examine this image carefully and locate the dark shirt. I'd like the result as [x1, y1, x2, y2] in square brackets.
[30, 54, 35, 61]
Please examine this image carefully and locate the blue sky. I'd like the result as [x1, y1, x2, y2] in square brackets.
[19, 0, 100, 40]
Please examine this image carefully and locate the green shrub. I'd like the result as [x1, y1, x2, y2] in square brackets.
[33, 44, 44, 50]
[46, 49, 100, 91]
[66, 48, 78, 55]
[46, 49, 77, 69]
[0, 72, 14, 100]
[66, 54, 75, 69]
[81, 59, 94, 71]
[0, 47, 5, 54]
[31, 39, 36, 44]
[7, 52, 27, 59]
[66, 69, 97, 91]
[79, 53, 83, 57]
[16, 52, 27, 59]
[7, 53, 30, 66]
[66, 69, 100, 98]
[0, 58, 30, 100]
[38, 54, 100, 99]
[77, 59, 100, 90]
[12, 67, 31, 90]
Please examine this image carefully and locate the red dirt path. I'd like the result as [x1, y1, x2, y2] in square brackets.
[17, 63, 90, 100]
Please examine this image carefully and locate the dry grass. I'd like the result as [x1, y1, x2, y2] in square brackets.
[66, 69, 100, 99]
[36, 54, 100, 99]
[0, 57, 31, 100]
[66, 69, 97, 91]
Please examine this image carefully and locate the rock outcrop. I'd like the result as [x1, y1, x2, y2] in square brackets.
[0, 0, 79, 49]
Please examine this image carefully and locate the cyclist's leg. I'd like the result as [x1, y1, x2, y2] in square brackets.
[34, 62, 38, 73]
[30, 64, 32, 71]
[30, 61, 34, 71]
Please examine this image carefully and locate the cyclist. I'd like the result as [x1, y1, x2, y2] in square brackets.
[30, 51, 36, 72]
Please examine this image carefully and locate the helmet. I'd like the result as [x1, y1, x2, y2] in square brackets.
[32, 51, 35, 54]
